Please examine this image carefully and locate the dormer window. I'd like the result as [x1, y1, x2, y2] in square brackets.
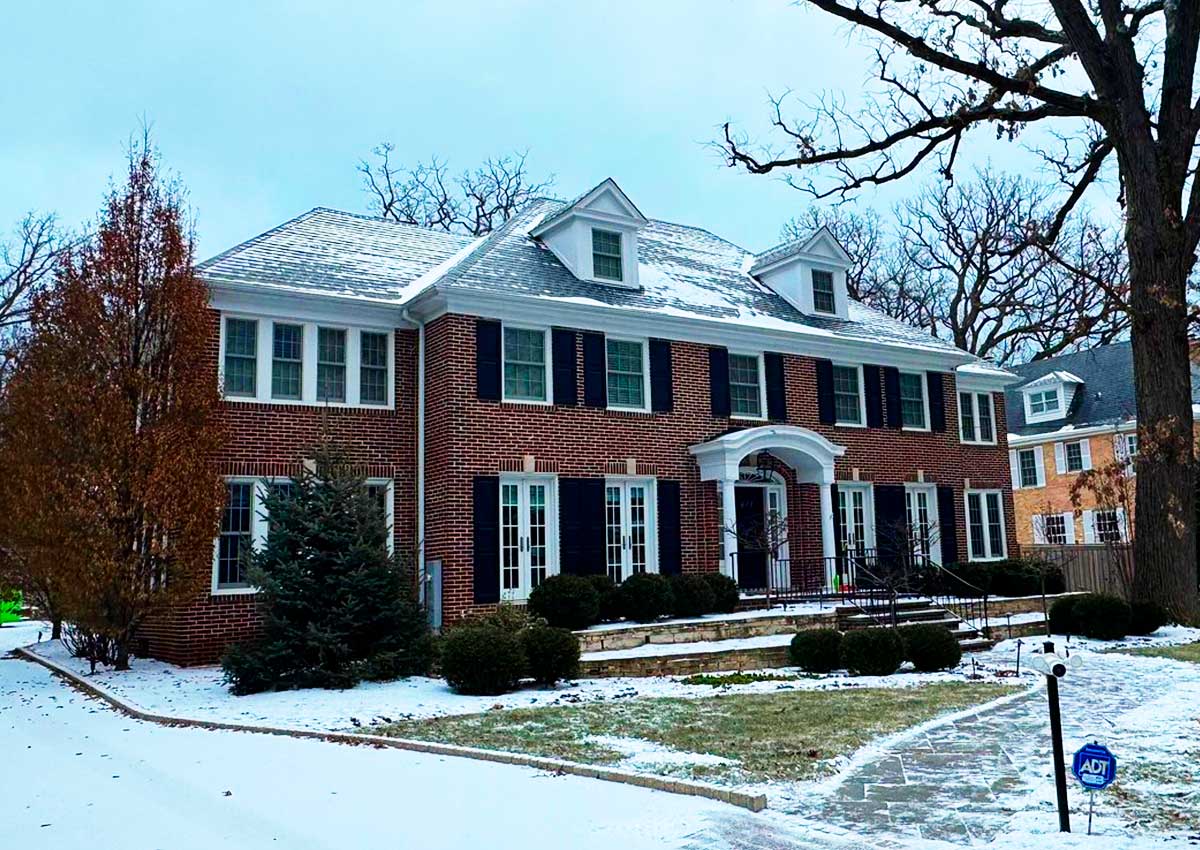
[592, 229, 623, 282]
[812, 269, 836, 314]
[1028, 388, 1060, 416]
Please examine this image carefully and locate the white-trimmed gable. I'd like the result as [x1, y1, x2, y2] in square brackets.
[1020, 370, 1083, 424]
[530, 178, 648, 289]
[749, 226, 852, 320]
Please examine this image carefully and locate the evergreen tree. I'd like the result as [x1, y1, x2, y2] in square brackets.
[222, 450, 432, 694]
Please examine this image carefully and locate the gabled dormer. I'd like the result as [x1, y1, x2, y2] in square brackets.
[749, 227, 852, 320]
[1019, 370, 1083, 424]
[530, 178, 649, 289]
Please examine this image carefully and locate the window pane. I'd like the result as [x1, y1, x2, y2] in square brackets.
[528, 484, 547, 589]
[967, 493, 985, 559]
[317, 327, 346, 403]
[976, 394, 994, 442]
[606, 339, 645, 408]
[985, 492, 1004, 556]
[272, 324, 303, 400]
[1065, 442, 1083, 472]
[899, 373, 926, 428]
[500, 484, 520, 591]
[592, 229, 623, 281]
[959, 392, 975, 441]
[729, 353, 762, 417]
[1045, 514, 1067, 545]
[812, 269, 836, 313]
[606, 486, 623, 583]
[1019, 450, 1039, 488]
[833, 365, 861, 424]
[629, 485, 647, 575]
[224, 318, 257, 397]
[218, 482, 253, 587]
[503, 328, 546, 401]
[360, 331, 389, 405]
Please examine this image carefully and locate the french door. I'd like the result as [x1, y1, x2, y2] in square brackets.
[836, 484, 874, 588]
[904, 485, 941, 566]
[499, 477, 558, 601]
[605, 479, 656, 583]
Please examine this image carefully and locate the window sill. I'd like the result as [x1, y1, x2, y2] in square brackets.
[967, 556, 1006, 563]
[608, 404, 652, 415]
[961, 439, 998, 447]
[500, 397, 552, 407]
[730, 414, 766, 423]
[834, 421, 866, 429]
[212, 586, 260, 597]
[902, 425, 931, 433]
[223, 396, 396, 412]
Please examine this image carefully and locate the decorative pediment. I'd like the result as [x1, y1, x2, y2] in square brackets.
[530, 179, 647, 288]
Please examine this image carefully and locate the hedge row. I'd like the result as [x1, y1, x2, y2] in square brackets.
[527, 572, 739, 630]
[440, 610, 582, 695]
[1049, 593, 1168, 640]
[924, 558, 1065, 598]
[789, 624, 962, 676]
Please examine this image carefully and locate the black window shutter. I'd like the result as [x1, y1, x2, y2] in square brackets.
[551, 328, 578, 406]
[559, 478, 607, 575]
[649, 339, 674, 412]
[765, 352, 787, 421]
[709, 347, 731, 418]
[657, 480, 682, 575]
[472, 476, 500, 603]
[883, 367, 903, 429]
[873, 484, 907, 570]
[863, 364, 884, 428]
[475, 320, 502, 401]
[815, 359, 836, 424]
[927, 372, 947, 432]
[581, 332, 607, 408]
[936, 486, 959, 566]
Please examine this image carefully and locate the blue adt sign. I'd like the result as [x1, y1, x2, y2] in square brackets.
[1072, 742, 1117, 791]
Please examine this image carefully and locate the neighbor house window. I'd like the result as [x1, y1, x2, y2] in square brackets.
[729, 353, 763, 418]
[503, 326, 548, 402]
[271, 323, 304, 400]
[216, 482, 254, 589]
[832, 365, 863, 425]
[959, 392, 996, 444]
[1028, 388, 1060, 416]
[1065, 441, 1084, 472]
[360, 331, 389, 406]
[1093, 509, 1124, 543]
[1017, 448, 1041, 488]
[812, 269, 836, 314]
[592, 229, 623, 281]
[966, 490, 1006, 560]
[223, 317, 257, 397]
[1041, 513, 1068, 545]
[899, 372, 927, 429]
[606, 338, 646, 409]
[316, 327, 346, 403]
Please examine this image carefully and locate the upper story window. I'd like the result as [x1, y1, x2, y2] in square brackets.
[503, 326, 548, 402]
[898, 371, 928, 430]
[729, 353, 764, 418]
[812, 269, 836, 314]
[317, 327, 347, 403]
[1119, 433, 1138, 475]
[592, 229, 623, 282]
[1028, 388, 1060, 416]
[1016, 447, 1043, 488]
[959, 391, 996, 444]
[606, 338, 647, 410]
[360, 332, 389, 406]
[223, 317, 257, 398]
[1065, 440, 1084, 472]
[832, 364, 864, 426]
[272, 323, 304, 400]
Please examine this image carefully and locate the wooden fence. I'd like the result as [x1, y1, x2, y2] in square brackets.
[1024, 544, 1133, 599]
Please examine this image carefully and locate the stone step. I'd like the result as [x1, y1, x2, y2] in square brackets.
[575, 606, 839, 654]
[833, 598, 936, 615]
[837, 608, 951, 628]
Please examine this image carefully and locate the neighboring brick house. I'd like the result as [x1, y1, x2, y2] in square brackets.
[1005, 341, 1200, 548]
[147, 178, 1019, 665]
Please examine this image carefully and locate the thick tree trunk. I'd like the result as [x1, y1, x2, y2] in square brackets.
[1127, 242, 1199, 624]
[50, 617, 61, 640]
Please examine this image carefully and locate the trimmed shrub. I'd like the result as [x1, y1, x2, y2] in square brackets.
[670, 574, 717, 618]
[1129, 601, 1169, 636]
[586, 574, 623, 622]
[478, 601, 532, 635]
[702, 572, 740, 614]
[617, 573, 675, 622]
[527, 575, 600, 630]
[440, 622, 526, 695]
[900, 624, 962, 672]
[937, 559, 1065, 598]
[840, 628, 905, 676]
[789, 629, 843, 673]
[1048, 596, 1080, 635]
[1073, 593, 1132, 640]
[521, 625, 581, 686]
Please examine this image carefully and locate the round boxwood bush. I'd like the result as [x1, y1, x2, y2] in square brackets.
[702, 572, 740, 614]
[1129, 600, 1168, 636]
[521, 625, 580, 686]
[440, 623, 526, 695]
[900, 624, 962, 672]
[840, 628, 905, 676]
[617, 573, 675, 622]
[670, 574, 717, 618]
[1048, 596, 1080, 635]
[526, 574, 600, 630]
[789, 629, 843, 673]
[586, 574, 622, 622]
[1073, 593, 1132, 640]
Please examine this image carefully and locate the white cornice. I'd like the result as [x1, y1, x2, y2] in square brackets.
[207, 279, 413, 328]
[1008, 421, 1135, 447]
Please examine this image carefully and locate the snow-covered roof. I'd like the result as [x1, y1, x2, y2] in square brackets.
[748, 225, 851, 275]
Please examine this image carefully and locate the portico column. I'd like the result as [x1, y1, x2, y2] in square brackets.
[818, 479, 837, 590]
[721, 479, 739, 582]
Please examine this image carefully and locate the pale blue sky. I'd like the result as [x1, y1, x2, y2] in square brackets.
[3, 0, 1062, 259]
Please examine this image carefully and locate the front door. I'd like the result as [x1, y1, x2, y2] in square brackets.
[734, 486, 767, 590]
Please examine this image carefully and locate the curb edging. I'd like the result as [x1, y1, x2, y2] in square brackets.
[15, 646, 768, 812]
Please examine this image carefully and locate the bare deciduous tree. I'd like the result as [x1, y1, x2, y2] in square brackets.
[721, 1, 1200, 621]
[0, 212, 61, 377]
[358, 144, 553, 236]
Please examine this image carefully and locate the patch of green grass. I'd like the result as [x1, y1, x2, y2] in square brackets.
[678, 671, 800, 687]
[374, 681, 1017, 785]
[1122, 641, 1200, 663]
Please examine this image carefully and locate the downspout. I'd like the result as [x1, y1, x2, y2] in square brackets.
[401, 308, 426, 593]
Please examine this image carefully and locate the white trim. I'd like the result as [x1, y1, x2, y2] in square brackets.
[500, 323, 552, 406]
[690, 424, 846, 485]
[836, 481, 877, 553]
[604, 334, 652, 413]
[831, 362, 868, 428]
[1023, 385, 1065, 424]
[1008, 420, 1135, 447]
[960, 391, 998, 445]
[728, 349, 768, 422]
[1013, 446, 1045, 488]
[898, 369, 932, 432]
[498, 473, 560, 602]
[604, 476, 659, 580]
[963, 488, 1008, 561]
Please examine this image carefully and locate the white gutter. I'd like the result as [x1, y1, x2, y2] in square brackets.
[1007, 421, 1134, 447]
[401, 308, 426, 585]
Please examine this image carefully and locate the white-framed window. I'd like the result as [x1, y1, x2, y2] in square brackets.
[316, 327, 347, 403]
[898, 371, 929, 430]
[1117, 432, 1138, 475]
[592, 228, 623, 282]
[605, 478, 658, 582]
[832, 364, 866, 426]
[837, 483, 875, 555]
[223, 317, 257, 397]
[606, 336, 649, 411]
[1032, 512, 1074, 546]
[271, 322, 304, 400]
[904, 484, 941, 564]
[812, 268, 836, 314]
[1014, 447, 1045, 489]
[1055, 439, 1091, 474]
[1085, 508, 1128, 544]
[359, 331, 390, 406]
[959, 391, 996, 444]
[499, 475, 559, 601]
[1028, 388, 1060, 416]
[729, 352, 766, 419]
[965, 489, 1007, 561]
[502, 325, 550, 403]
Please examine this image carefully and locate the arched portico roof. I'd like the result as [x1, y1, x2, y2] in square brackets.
[689, 425, 845, 485]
